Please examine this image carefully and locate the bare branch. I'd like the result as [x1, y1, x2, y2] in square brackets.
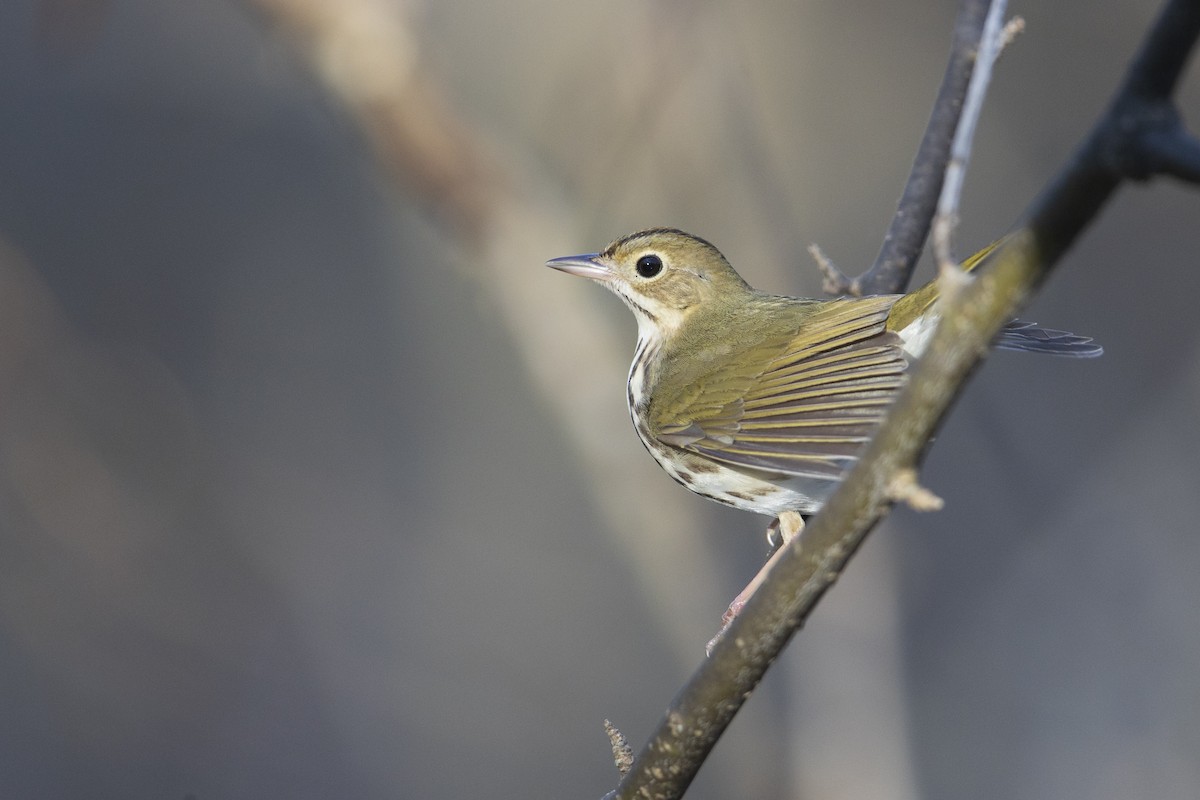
[857, 0, 992, 295]
[609, 1, 1200, 797]
[932, 0, 1009, 275]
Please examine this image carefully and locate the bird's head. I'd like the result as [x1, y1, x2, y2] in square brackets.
[547, 228, 752, 340]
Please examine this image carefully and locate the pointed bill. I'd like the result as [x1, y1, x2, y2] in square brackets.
[545, 253, 613, 282]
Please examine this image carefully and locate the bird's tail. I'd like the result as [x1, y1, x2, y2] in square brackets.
[887, 237, 1102, 358]
[995, 319, 1103, 357]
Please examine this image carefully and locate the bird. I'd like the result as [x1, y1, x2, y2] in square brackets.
[546, 228, 1099, 635]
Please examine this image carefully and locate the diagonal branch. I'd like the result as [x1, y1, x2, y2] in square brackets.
[607, 1, 1200, 798]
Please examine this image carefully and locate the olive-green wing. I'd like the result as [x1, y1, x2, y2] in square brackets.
[654, 296, 907, 482]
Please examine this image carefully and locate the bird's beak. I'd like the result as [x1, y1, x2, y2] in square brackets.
[545, 253, 613, 282]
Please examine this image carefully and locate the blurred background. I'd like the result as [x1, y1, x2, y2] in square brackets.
[1, 1, 1198, 798]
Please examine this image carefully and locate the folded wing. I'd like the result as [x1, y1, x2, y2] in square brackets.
[654, 296, 907, 482]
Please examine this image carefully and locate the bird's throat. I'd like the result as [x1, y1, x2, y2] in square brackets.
[627, 333, 661, 413]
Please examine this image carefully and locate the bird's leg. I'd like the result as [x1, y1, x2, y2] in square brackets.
[707, 511, 805, 655]
[724, 511, 804, 620]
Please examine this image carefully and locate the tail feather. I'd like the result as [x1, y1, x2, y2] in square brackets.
[884, 237, 1104, 359]
[995, 320, 1103, 358]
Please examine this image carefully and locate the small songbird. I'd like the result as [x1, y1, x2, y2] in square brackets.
[547, 228, 1099, 629]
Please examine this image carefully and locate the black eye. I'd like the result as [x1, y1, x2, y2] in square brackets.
[635, 254, 663, 278]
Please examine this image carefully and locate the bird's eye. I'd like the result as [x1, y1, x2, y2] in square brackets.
[635, 254, 663, 278]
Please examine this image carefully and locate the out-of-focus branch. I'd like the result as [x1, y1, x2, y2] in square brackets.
[608, 0, 1200, 797]
[250, 0, 500, 236]
[247, 0, 737, 670]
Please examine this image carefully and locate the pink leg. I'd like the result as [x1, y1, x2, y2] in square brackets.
[707, 512, 804, 654]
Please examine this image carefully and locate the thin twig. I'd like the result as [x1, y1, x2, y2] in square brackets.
[1000, 16, 1026, 52]
[807, 243, 853, 296]
[932, 0, 1009, 275]
[886, 468, 945, 512]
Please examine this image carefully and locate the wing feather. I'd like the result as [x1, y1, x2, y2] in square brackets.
[653, 296, 908, 481]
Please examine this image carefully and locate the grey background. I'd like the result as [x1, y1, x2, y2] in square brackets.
[1, 1, 1197, 799]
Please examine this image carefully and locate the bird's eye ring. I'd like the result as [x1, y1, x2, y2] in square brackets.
[635, 254, 663, 278]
